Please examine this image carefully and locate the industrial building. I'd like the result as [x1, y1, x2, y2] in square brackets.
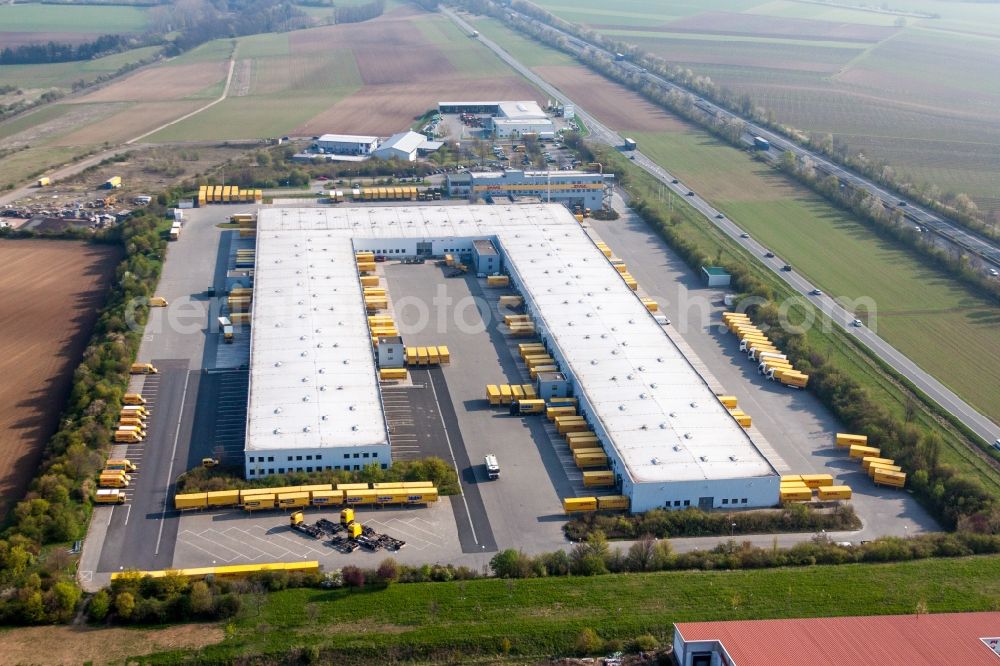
[673, 612, 1000, 666]
[446, 170, 613, 210]
[312, 134, 379, 156]
[247, 204, 779, 512]
[438, 100, 555, 138]
[373, 131, 442, 162]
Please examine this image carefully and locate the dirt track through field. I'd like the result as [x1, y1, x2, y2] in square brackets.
[0, 241, 120, 515]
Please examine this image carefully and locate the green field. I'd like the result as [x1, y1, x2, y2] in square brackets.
[630, 128, 1000, 424]
[472, 18, 576, 67]
[0, 3, 150, 33]
[137, 555, 1000, 662]
[531, 0, 1000, 217]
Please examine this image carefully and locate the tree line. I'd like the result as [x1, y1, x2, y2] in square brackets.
[335, 0, 384, 24]
[0, 34, 153, 65]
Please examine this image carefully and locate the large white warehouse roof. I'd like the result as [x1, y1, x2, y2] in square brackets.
[250, 205, 774, 483]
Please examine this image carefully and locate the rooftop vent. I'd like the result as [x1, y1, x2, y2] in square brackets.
[273, 407, 282, 414]
[699, 455, 708, 462]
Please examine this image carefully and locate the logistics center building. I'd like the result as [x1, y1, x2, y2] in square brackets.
[438, 100, 555, 138]
[446, 170, 613, 210]
[246, 205, 779, 511]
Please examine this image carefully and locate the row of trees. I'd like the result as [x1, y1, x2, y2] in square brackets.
[176, 457, 461, 495]
[335, 0, 384, 24]
[0, 34, 152, 65]
[565, 504, 860, 541]
[487, 0, 998, 240]
[0, 211, 169, 624]
[490, 529, 1000, 580]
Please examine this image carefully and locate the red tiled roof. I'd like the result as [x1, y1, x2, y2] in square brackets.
[676, 612, 1000, 666]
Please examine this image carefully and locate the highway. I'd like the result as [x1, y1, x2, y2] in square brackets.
[443, 7, 1000, 450]
[488, 7, 1000, 273]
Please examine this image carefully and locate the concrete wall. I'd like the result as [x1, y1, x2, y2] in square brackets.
[245, 443, 391, 478]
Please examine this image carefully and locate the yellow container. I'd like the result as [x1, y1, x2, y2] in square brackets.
[437, 345, 450, 363]
[344, 489, 378, 505]
[499, 295, 523, 307]
[511, 384, 525, 401]
[817, 486, 852, 500]
[380, 368, 408, 381]
[563, 497, 598, 513]
[310, 490, 344, 506]
[583, 470, 614, 487]
[780, 475, 802, 484]
[428, 347, 441, 365]
[862, 456, 895, 470]
[717, 395, 737, 409]
[547, 405, 576, 420]
[558, 421, 590, 435]
[243, 494, 275, 511]
[525, 355, 554, 369]
[522, 384, 537, 399]
[574, 453, 608, 468]
[123, 393, 146, 405]
[487, 275, 510, 287]
[868, 462, 902, 475]
[597, 495, 630, 511]
[400, 481, 435, 489]
[800, 474, 834, 489]
[337, 483, 371, 491]
[360, 275, 380, 287]
[641, 298, 658, 312]
[780, 488, 812, 502]
[500, 384, 513, 404]
[205, 490, 239, 507]
[836, 433, 868, 447]
[175, 493, 208, 510]
[872, 470, 906, 487]
[849, 444, 880, 459]
[529, 365, 557, 379]
[417, 347, 429, 365]
[406, 489, 439, 503]
[406, 347, 418, 365]
[486, 385, 501, 405]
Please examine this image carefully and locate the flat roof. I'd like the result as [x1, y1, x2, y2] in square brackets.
[466, 170, 605, 181]
[677, 612, 1000, 666]
[491, 117, 553, 126]
[316, 133, 378, 144]
[376, 131, 424, 154]
[251, 205, 774, 482]
[497, 100, 547, 119]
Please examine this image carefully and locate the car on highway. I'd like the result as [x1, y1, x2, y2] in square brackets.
[686, 191, 694, 196]
[852, 319, 863, 327]
[898, 201, 907, 207]
[989, 268, 999, 277]
[671, 179, 679, 184]
[740, 232, 750, 238]
[765, 251, 775, 258]
[810, 289, 823, 296]
[781, 264, 792, 271]
[716, 213, 725, 219]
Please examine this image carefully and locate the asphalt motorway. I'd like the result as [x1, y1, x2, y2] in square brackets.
[443, 7, 1000, 450]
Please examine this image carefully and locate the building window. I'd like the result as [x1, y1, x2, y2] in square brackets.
[306, 455, 313, 461]
[325, 466, 332, 471]
[344, 454, 349, 459]
[722, 499, 729, 505]
[279, 468, 285, 474]
[316, 455, 322, 460]
[372, 453, 378, 459]
[353, 464, 360, 470]
[363, 453, 369, 458]
[268, 468, 274, 474]
[296, 456, 302, 461]
[353, 453, 360, 458]
[732, 498, 738, 504]
[381, 464, 388, 470]
[335, 465, 341, 470]
[741, 498, 748, 504]
[674, 500, 681, 507]
[268, 457, 274, 462]
[307, 467, 313, 472]
[249, 469, 255, 475]
[296, 467, 302, 472]
[249, 456, 255, 463]
[684, 500, 690, 507]
[287, 456, 293, 461]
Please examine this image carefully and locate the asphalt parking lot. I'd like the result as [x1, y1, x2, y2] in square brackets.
[587, 194, 939, 539]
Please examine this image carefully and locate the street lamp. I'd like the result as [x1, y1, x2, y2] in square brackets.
[731, 522, 736, 538]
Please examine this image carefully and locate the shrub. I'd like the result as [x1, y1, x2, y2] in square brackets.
[342, 566, 366, 590]
[575, 627, 604, 655]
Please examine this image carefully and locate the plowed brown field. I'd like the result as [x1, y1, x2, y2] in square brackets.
[72, 61, 229, 103]
[532, 65, 685, 132]
[0, 240, 120, 514]
[294, 76, 538, 136]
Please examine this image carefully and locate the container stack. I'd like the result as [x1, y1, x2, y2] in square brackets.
[837, 432, 906, 488]
[722, 312, 809, 389]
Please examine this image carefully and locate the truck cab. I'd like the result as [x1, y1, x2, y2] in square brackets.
[484, 454, 500, 480]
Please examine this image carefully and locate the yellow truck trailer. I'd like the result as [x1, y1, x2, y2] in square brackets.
[849, 444, 881, 459]
[799, 474, 834, 489]
[486, 384, 501, 405]
[836, 433, 868, 447]
[563, 497, 598, 513]
[583, 470, 615, 487]
[95, 489, 126, 504]
[487, 275, 510, 287]
[597, 495, 630, 511]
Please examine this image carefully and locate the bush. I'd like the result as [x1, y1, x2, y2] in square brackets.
[342, 566, 366, 590]
[575, 627, 604, 655]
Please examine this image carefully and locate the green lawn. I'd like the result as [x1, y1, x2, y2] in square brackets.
[0, 3, 149, 33]
[0, 45, 162, 92]
[471, 17, 576, 67]
[138, 555, 1000, 663]
[630, 129, 1000, 426]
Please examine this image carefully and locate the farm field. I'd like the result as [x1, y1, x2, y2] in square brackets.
[128, 556, 1000, 663]
[470, 16, 1000, 427]
[631, 128, 1000, 423]
[531, 0, 1000, 218]
[0, 240, 120, 515]
[151, 7, 543, 141]
[0, 3, 150, 45]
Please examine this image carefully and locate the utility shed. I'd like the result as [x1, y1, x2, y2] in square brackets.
[701, 266, 731, 287]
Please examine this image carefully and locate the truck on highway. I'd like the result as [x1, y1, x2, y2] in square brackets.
[753, 136, 770, 151]
[615, 52, 626, 61]
[623, 138, 637, 151]
[485, 454, 500, 480]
